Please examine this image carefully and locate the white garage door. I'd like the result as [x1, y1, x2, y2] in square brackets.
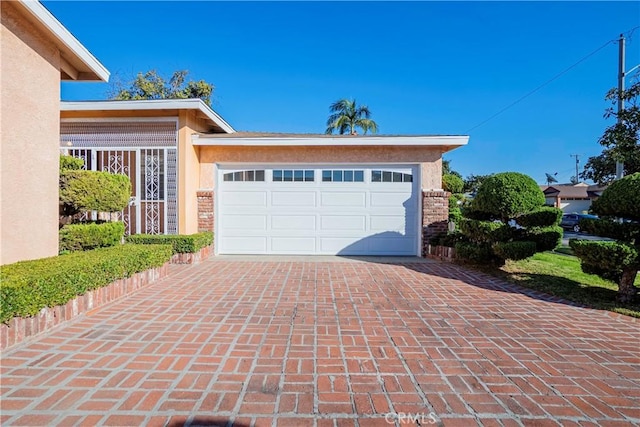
[216, 165, 420, 255]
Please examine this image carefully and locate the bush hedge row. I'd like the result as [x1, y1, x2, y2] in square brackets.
[515, 207, 563, 228]
[493, 241, 537, 261]
[579, 218, 640, 242]
[0, 244, 173, 323]
[59, 222, 125, 252]
[125, 232, 213, 254]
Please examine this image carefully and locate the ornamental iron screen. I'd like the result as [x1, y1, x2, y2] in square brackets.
[61, 121, 178, 235]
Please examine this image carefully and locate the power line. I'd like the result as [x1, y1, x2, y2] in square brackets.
[464, 34, 626, 134]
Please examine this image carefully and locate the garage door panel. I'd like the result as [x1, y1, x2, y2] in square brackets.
[366, 236, 416, 254]
[220, 236, 267, 253]
[320, 192, 366, 207]
[222, 191, 267, 207]
[370, 192, 413, 207]
[272, 191, 316, 207]
[223, 215, 267, 230]
[320, 215, 366, 231]
[321, 237, 367, 254]
[272, 215, 316, 230]
[217, 165, 419, 255]
[271, 237, 316, 252]
[370, 215, 410, 233]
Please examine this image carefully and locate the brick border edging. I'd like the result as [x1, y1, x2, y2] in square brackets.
[0, 262, 170, 351]
[170, 244, 213, 265]
[425, 244, 456, 262]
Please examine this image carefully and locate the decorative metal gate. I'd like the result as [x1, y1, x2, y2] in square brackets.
[61, 121, 178, 235]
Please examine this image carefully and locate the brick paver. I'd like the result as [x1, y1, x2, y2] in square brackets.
[1, 259, 639, 426]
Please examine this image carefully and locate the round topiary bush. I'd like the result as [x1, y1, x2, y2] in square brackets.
[590, 172, 640, 221]
[471, 172, 545, 221]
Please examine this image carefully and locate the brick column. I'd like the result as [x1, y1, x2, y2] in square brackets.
[422, 191, 450, 256]
[196, 190, 214, 232]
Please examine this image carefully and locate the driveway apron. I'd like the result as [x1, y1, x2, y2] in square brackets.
[1, 258, 639, 426]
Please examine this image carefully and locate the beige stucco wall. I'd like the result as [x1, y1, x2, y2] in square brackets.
[178, 111, 203, 235]
[198, 145, 444, 190]
[1, 3, 61, 264]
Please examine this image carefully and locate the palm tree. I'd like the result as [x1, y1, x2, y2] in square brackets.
[325, 99, 378, 135]
[545, 172, 558, 186]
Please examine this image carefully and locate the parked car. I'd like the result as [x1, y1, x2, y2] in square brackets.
[560, 213, 598, 232]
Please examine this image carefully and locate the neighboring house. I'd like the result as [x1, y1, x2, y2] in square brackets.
[61, 100, 468, 256]
[1, 1, 109, 265]
[541, 183, 607, 213]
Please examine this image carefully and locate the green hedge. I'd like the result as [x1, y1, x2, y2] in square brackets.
[525, 225, 563, 252]
[0, 244, 172, 323]
[580, 218, 640, 242]
[569, 239, 639, 283]
[125, 232, 213, 254]
[458, 219, 520, 244]
[493, 241, 537, 261]
[59, 222, 125, 252]
[515, 207, 563, 228]
[455, 242, 496, 264]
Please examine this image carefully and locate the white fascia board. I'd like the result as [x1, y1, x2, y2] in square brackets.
[19, 1, 109, 82]
[192, 135, 469, 147]
[61, 99, 236, 133]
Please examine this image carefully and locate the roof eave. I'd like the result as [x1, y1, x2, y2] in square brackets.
[60, 99, 236, 134]
[16, 0, 109, 82]
[192, 135, 469, 148]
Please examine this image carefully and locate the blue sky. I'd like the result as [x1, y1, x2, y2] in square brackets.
[47, 1, 639, 184]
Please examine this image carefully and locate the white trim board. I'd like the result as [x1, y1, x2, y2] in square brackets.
[193, 135, 468, 148]
[61, 99, 235, 134]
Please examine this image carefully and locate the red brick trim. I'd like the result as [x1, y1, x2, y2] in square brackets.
[197, 190, 214, 232]
[170, 244, 213, 264]
[0, 263, 170, 351]
[422, 190, 450, 256]
[425, 244, 456, 262]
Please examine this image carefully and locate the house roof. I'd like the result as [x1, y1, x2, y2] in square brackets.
[13, 1, 109, 81]
[541, 184, 607, 199]
[193, 132, 469, 152]
[60, 99, 235, 134]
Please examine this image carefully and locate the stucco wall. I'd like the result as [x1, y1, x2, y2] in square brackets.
[178, 111, 208, 234]
[1, 3, 61, 264]
[198, 145, 444, 190]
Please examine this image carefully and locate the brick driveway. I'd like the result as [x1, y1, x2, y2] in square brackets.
[1, 258, 639, 427]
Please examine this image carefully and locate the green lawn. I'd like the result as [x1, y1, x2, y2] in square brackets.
[476, 252, 640, 318]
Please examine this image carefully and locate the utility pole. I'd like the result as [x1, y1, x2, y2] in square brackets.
[570, 154, 580, 184]
[616, 34, 625, 180]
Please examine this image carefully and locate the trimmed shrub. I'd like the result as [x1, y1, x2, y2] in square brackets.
[126, 232, 213, 254]
[60, 170, 131, 217]
[525, 225, 563, 252]
[579, 218, 640, 242]
[60, 155, 84, 171]
[471, 172, 545, 221]
[570, 239, 639, 283]
[571, 174, 640, 302]
[493, 241, 537, 261]
[455, 242, 496, 264]
[430, 231, 466, 248]
[515, 207, 563, 228]
[590, 173, 640, 221]
[458, 219, 519, 244]
[0, 244, 172, 323]
[443, 174, 464, 194]
[59, 222, 125, 252]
